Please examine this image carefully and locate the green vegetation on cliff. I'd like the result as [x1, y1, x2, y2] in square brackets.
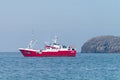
[81, 36, 120, 53]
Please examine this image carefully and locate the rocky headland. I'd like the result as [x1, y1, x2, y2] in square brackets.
[81, 36, 120, 53]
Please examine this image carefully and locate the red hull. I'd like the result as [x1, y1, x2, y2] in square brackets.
[19, 49, 76, 57]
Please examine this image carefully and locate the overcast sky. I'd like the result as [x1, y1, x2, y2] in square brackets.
[0, 0, 120, 52]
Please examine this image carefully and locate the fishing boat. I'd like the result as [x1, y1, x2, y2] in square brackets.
[19, 36, 76, 57]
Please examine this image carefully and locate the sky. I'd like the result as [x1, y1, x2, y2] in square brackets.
[0, 0, 120, 52]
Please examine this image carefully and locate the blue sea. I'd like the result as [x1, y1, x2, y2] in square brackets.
[0, 52, 120, 80]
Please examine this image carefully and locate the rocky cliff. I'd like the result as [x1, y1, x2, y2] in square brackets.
[81, 36, 120, 53]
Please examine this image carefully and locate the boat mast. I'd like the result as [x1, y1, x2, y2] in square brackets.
[53, 36, 58, 44]
[28, 40, 33, 49]
[27, 30, 37, 49]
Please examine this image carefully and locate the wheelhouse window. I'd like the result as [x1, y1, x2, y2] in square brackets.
[62, 45, 67, 48]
